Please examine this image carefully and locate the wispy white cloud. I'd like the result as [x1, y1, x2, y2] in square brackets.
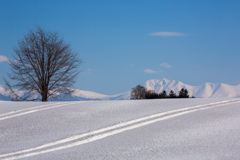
[87, 69, 92, 72]
[0, 55, 9, 63]
[160, 62, 172, 68]
[149, 32, 186, 37]
[144, 69, 162, 74]
[82, 68, 92, 75]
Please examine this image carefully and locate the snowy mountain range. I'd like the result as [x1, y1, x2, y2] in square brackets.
[54, 89, 130, 101]
[0, 85, 130, 101]
[0, 78, 240, 101]
[145, 78, 240, 98]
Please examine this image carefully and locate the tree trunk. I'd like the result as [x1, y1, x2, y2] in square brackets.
[42, 91, 48, 102]
[41, 85, 48, 102]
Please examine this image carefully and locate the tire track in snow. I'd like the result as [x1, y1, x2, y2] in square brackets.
[0, 101, 87, 121]
[0, 102, 65, 117]
[1, 98, 240, 160]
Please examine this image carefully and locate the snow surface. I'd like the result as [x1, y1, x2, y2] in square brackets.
[1, 98, 240, 159]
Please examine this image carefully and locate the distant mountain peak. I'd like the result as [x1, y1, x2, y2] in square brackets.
[144, 78, 240, 98]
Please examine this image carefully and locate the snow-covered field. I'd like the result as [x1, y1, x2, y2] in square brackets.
[1, 98, 240, 160]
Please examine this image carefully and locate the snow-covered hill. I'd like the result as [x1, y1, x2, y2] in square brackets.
[1, 99, 240, 159]
[145, 78, 240, 98]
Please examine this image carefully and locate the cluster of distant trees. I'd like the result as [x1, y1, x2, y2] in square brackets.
[130, 85, 193, 100]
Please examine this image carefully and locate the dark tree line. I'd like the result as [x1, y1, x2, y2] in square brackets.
[131, 85, 192, 100]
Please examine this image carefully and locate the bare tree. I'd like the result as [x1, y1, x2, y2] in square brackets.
[5, 26, 81, 101]
[130, 85, 146, 100]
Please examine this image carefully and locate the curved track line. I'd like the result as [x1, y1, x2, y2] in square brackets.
[0, 101, 87, 121]
[0, 102, 65, 117]
[1, 99, 240, 160]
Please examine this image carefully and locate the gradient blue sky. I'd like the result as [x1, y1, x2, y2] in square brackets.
[0, 0, 240, 95]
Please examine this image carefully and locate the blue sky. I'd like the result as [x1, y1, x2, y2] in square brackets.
[0, 0, 240, 95]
